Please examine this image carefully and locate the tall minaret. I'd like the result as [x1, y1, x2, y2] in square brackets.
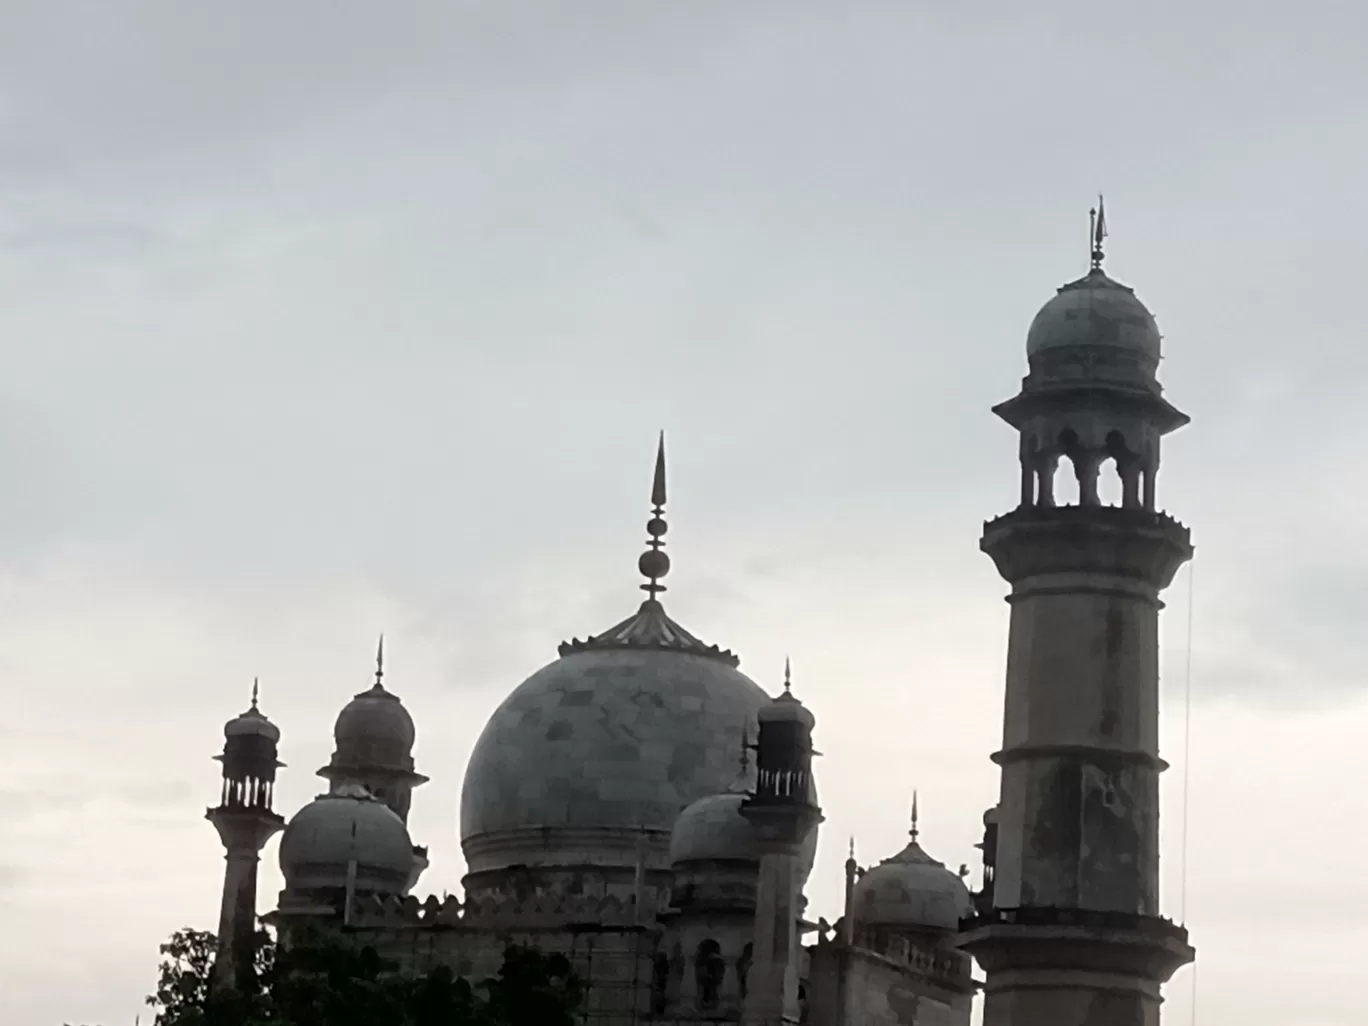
[741, 661, 823, 1026]
[960, 208, 1195, 1024]
[206, 680, 285, 994]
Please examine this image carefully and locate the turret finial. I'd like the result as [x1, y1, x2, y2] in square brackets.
[251, 676, 259, 711]
[783, 656, 793, 694]
[638, 432, 671, 599]
[374, 633, 385, 688]
[1089, 194, 1108, 271]
[848, 836, 856, 862]
[910, 790, 920, 842]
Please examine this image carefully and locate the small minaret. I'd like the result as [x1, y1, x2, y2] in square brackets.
[206, 679, 284, 994]
[741, 660, 823, 1026]
[960, 209, 1195, 1024]
[318, 636, 428, 823]
[841, 838, 858, 944]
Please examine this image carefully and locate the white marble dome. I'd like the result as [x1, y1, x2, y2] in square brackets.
[459, 600, 770, 869]
[280, 785, 415, 895]
[332, 683, 415, 768]
[854, 833, 971, 932]
[669, 790, 819, 881]
[1026, 269, 1161, 364]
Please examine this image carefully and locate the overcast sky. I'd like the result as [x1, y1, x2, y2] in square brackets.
[0, 3, 1363, 1024]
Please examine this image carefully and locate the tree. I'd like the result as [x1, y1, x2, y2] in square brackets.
[145, 927, 584, 1026]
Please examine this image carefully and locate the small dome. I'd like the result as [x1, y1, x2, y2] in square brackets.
[332, 683, 415, 768]
[461, 643, 768, 856]
[279, 785, 415, 895]
[854, 836, 971, 932]
[758, 689, 816, 729]
[670, 793, 757, 865]
[224, 706, 280, 744]
[1026, 269, 1161, 364]
[669, 790, 820, 878]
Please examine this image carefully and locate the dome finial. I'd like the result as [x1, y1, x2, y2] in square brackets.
[638, 432, 671, 600]
[848, 836, 856, 862]
[251, 676, 260, 711]
[1089, 194, 1108, 272]
[910, 789, 920, 842]
[739, 725, 751, 773]
[374, 633, 385, 689]
[783, 655, 793, 694]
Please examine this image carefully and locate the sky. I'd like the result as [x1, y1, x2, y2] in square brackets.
[0, 2, 1364, 1024]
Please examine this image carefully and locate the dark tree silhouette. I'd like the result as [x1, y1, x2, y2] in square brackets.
[142, 926, 583, 1026]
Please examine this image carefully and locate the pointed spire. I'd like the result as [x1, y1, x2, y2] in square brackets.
[1090, 194, 1108, 271]
[638, 432, 671, 599]
[848, 836, 856, 862]
[374, 633, 385, 689]
[250, 676, 260, 711]
[783, 656, 793, 694]
[910, 790, 920, 842]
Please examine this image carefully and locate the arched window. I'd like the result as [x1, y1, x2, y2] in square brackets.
[1097, 457, 1124, 507]
[695, 939, 725, 1011]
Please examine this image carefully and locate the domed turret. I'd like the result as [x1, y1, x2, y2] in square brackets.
[1026, 268, 1162, 370]
[993, 202, 1188, 513]
[853, 795, 970, 934]
[206, 680, 285, 995]
[279, 784, 416, 898]
[318, 638, 428, 822]
[460, 436, 771, 894]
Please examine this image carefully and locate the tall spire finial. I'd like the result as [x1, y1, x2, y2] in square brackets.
[1090, 194, 1108, 271]
[638, 432, 671, 600]
[250, 676, 259, 711]
[783, 655, 793, 693]
[848, 836, 856, 862]
[374, 634, 385, 688]
[910, 790, 920, 842]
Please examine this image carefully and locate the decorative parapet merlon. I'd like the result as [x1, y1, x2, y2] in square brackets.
[853, 933, 973, 990]
[959, 905, 1188, 942]
[957, 906, 1195, 982]
[982, 504, 1190, 540]
[558, 599, 739, 667]
[344, 890, 657, 931]
[981, 506, 1193, 588]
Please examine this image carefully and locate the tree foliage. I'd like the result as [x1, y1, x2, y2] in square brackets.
[144, 926, 584, 1026]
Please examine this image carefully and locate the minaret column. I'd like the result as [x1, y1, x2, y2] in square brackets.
[206, 680, 285, 995]
[741, 662, 822, 1026]
[959, 214, 1196, 1026]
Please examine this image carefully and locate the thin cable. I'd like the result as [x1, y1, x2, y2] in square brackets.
[1179, 558, 1195, 924]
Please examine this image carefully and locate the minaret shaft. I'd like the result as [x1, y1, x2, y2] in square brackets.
[963, 510, 1194, 1026]
[993, 568, 1163, 914]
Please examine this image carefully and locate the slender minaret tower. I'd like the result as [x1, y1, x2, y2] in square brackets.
[960, 205, 1195, 1024]
[741, 660, 822, 1026]
[318, 636, 428, 823]
[206, 680, 285, 994]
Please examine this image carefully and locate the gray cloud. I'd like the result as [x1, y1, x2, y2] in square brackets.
[0, 4, 1364, 1025]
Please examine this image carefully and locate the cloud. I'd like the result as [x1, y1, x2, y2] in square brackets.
[0, 4, 1364, 1025]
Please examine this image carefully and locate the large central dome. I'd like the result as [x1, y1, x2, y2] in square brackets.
[460, 619, 769, 863]
[458, 436, 774, 880]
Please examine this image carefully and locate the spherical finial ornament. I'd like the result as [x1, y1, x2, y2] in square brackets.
[638, 433, 672, 599]
[639, 549, 671, 584]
